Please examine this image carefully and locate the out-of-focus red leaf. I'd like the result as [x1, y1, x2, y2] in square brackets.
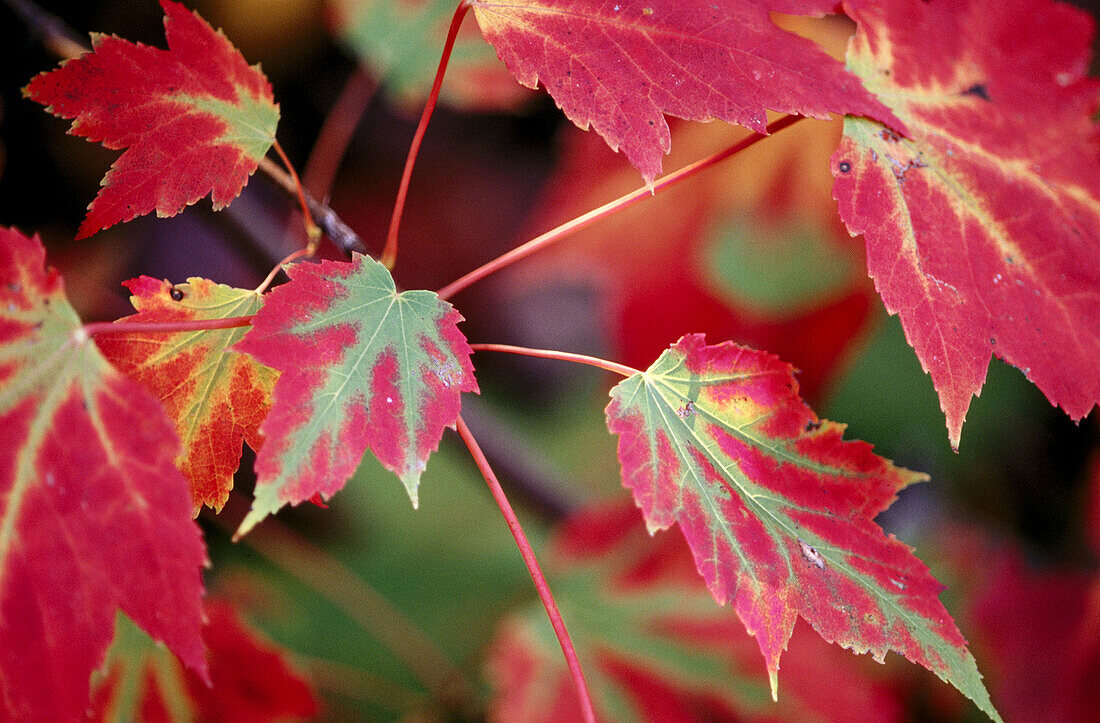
[605, 334, 998, 719]
[469, 0, 901, 182]
[486, 500, 905, 722]
[0, 227, 207, 720]
[831, 0, 1100, 447]
[90, 599, 319, 722]
[937, 530, 1100, 723]
[96, 277, 277, 514]
[23, 0, 279, 238]
[234, 253, 477, 537]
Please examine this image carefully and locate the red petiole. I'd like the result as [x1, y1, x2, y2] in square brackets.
[79, 315, 254, 339]
[470, 342, 640, 377]
[455, 416, 597, 723]
[381, 0, 472, 269]
[437, 114, 803, 300]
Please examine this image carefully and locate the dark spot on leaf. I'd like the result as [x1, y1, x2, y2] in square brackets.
[990, 337, 996, 345]
[838, 161, 852, 173]
[170, 287, 184, 301]
[804, 420, 822, 432]
[961, 83, 991, 101]
[881, 128, 902, 143]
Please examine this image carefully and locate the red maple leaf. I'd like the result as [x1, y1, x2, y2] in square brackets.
[0, 227, 207, 720]
[831, 0, 1100, 447]
[96, 276, 277, 514]
[469, 0, 902, 182]
[605, 334, 999, 720]
[234, 253, 478, 537]
[22, 0, 280, 239]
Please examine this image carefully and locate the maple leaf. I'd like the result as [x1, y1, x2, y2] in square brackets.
[0, 227, 207, 720]
[89, 601, 318, 721]
[234, 253, 478, 537]
[830, 0, 1100, 447]
[604, 334, 999, 720]
[468, 0, 902, 183]
[23, 0, 280, 239]
[328, 0, 530, 110]
[95, 276, 277, 514]
[487, 501, 906, 721]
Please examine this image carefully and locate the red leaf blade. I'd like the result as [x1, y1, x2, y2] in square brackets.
[22, 0, 279, 238]
[470, 0, 902, 182]
[234, 253, 477, 536]
[831, 0, 1100, 446]
[605, 334, 999, 721]
[0, 227, 207, 720]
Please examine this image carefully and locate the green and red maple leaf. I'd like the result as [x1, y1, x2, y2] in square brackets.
[234, 253, 478, 536]
[605, 334, 998, 719]
[23, 0, 279, 238]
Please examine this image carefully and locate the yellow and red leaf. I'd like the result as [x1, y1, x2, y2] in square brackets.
[96, 276, 276, 514]
[605, 334, 998, 720]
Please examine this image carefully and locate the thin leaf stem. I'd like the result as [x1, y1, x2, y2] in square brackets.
[470, 342, 639, 377]
[79, 315, 254, 339]
[255, 247, 311, 294]
[455, 416, 597, 723]
[272, 139, 322, 250]
[437, 115, 804, 300]
[380, 0, 472, 269]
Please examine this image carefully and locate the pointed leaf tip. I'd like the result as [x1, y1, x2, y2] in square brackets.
[606, 333, 998, 720]
[233, 253, 476, 533]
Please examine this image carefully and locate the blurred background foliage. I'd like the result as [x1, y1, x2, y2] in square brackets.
[2, 1, 1098, 720]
